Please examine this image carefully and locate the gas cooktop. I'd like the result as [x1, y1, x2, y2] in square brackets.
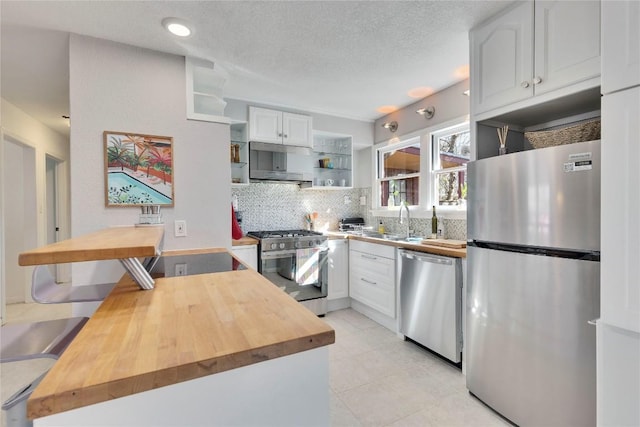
[247, 230, 323, 239]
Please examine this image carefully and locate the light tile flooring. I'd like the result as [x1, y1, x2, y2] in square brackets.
[325, 308, 511, 427]
[1, 303, 72, 427]
[1, 304, 510, 427]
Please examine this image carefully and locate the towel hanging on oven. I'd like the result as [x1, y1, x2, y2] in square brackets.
[295, 248, 319, 286]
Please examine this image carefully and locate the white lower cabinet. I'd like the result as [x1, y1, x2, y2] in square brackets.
[349, 240, 396, 319]
[231, 245, 257, 270]
[328, 239, 349, 299]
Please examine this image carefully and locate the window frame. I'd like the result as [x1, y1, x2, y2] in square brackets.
[371, 116, 469, 218]
[431, 122, 470, 208]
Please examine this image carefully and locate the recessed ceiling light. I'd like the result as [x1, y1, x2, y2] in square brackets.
[162, 18, 192, 37]
[376, 105, 398, 114]
[407, 87, 434, 98]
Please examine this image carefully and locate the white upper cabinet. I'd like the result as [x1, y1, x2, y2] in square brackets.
[602, 0, 640, 94]
[471, 1, 534, 114]
[249, 106, 313, 147]
[471, 1, 600, 116]
[533, 1, 601, 96]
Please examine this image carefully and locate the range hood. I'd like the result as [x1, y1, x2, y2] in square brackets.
[249, 141, 314, 185]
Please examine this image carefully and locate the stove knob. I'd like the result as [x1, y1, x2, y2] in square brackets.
[308, 241, 314, 247]
[295, 241, 301, 248]
[279, 242, 285, 249]
[316, 240, 322, 246]
[270, 243, 277, 250]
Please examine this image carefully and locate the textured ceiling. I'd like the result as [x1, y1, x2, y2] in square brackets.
[1, 1, 511, 137]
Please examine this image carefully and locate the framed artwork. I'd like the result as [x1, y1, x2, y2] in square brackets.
[104, 131, 174, 207]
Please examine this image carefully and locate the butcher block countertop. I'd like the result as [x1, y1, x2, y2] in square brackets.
[18, 226, 165, 266]
[27, 247, 335, 419]
[327, 232, 466, 258]
[232, 235, 259, 246]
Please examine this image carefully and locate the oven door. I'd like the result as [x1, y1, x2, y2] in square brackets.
[259, 245, 328, 303]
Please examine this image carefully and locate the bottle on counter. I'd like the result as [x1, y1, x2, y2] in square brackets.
[378, 220, 385, 234]
[431, 205, 438, 239]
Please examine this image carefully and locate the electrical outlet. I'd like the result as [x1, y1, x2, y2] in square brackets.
[175, 263, 187, 276]
[174, 220, 187, 237]
[359, 196, 366, 206]
[344, 195, 351, 205]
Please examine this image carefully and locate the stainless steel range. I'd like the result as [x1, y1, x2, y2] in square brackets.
[247, 230, 328, 316]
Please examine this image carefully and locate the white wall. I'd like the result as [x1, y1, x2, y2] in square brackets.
[68, 35, 231, 296]
[373, 80, 470, 144]
[1, 99, 70, 309]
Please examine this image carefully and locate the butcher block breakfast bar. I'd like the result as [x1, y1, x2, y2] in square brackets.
[18, 226, 336, 426]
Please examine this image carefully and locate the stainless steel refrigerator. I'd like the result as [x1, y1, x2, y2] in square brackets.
[466, 140, 601, 427]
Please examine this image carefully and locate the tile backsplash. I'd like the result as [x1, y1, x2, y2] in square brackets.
[232, 184, 467, 241]
[232, 183, 362, 233]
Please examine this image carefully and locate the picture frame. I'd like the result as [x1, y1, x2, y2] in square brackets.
[104, 131, 174, 207]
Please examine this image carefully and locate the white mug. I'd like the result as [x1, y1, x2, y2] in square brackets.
[326, 179, 335, 186]
[340, 179, 346, 187]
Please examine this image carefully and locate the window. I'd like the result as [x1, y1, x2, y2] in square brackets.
[373, 119, 469, 213]
[377, 138, 420, 207]
[431, 123, 470, 206]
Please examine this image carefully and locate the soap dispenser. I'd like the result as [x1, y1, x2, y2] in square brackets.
[378, 220, 385, 234]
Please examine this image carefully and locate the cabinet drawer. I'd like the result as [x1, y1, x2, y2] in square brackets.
[349, 250, 395, 282]
[349, 240, 395, 259]
[349, 268, 395, 318]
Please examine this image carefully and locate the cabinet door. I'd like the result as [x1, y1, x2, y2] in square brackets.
[231, 245, 257, 270]
[328, 239, 349, 300]
[534, 1, 600, 96]
[601, 88, 640, 333]
[249, 107, 282, 144]
[470, 1, 534, 115]
[602, 0, 640, 94]
[282, 112, 312, 147]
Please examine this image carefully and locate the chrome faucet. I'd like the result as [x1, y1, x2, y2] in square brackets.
[398, 201, 410, 239]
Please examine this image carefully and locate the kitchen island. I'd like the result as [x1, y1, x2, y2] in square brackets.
[20, 227, 335, 426]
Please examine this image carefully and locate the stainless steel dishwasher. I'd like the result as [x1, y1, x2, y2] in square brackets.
[398, 249, 462, 363]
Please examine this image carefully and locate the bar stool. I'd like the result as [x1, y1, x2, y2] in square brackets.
[1, 317, 88, 427]
[31, 265, 115, 304]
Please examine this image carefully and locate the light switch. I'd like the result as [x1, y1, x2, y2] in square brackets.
[174, 220, 187, 237]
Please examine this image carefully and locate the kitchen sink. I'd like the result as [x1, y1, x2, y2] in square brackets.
[359, 232, 424, 243]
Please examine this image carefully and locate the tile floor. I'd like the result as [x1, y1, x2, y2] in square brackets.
[1, 303, 72, 427]
[325, 308, 511, 427]
[1, 304, 510, 427]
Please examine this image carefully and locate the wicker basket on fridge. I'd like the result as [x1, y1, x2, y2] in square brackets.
[524, 119, 601, 149]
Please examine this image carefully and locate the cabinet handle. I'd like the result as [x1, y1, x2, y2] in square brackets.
[521, 81, 530, 88]
[587, 318, 599, 326]
[278, 133, 282, 137]
[283, 134, 288, 138]
[361, 254, 377, 260]
[533, 76, 542, 85]
[361, 278, 377, 285]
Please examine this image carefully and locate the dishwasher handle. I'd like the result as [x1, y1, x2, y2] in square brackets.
[399, 249, 453, 266]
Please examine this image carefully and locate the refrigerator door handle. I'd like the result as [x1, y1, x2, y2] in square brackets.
[587, 318, 599, 326]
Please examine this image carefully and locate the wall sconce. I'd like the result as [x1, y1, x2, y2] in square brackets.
[416, 106, 435, 119]
[382, 121, 398, 133]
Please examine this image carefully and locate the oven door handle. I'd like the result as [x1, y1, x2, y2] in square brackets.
[260, 249, 297, 259]
[260, 246, 329, 260]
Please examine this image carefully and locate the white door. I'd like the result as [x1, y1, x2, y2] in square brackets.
[601, 87, 640, 333]
[282, 112, 312, 147]
[533, 0, 601, 96]
[2, 136, 38, 306]
[601, 0, 640, 94]
[249, 107, 282, 144]
[470, 1, 534, 115]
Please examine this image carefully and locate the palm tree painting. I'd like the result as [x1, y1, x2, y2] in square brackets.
[104, 131, 174, 207]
